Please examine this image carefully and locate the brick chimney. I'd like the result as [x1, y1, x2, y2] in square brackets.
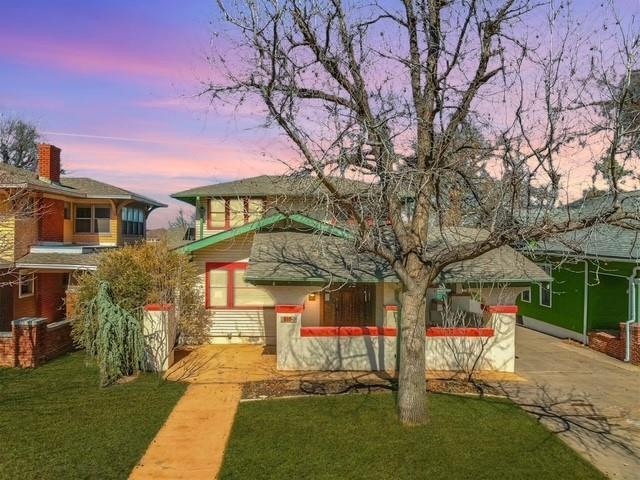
[38, 144, 61, 183]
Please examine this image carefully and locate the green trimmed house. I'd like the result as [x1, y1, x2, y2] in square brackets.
[171, 176, 549, 351]
[517, 191, 640, 348]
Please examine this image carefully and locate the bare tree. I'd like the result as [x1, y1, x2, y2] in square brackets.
[205, 0, 640, 424]
[0, 116, 40, 171]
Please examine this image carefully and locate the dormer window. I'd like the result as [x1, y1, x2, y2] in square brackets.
[208, 198, 265, 229]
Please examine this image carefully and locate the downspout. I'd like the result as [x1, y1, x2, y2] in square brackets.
[624, 267, 640, 362]
[582, 260, 589, 345]
[196, 196, 204, 240]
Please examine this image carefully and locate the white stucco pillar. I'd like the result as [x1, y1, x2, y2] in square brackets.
[484, 305, 518, 372]
[275, 304, 303, 370]
[143, 304, 177, 372]
[383, 305, 399, 328]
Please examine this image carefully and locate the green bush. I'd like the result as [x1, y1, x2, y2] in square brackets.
[71, 241, 209, 384]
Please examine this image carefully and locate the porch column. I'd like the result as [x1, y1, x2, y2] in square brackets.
[12, 317, 47, 368]
[275, 305, 303, 370]
[383, 305, 399, 329]
[484, 305, 518, 372]
[143, 304, 177, 372]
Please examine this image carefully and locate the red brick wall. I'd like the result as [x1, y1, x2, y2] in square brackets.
[13, 282, 38, 319]
[589, 323, 640, 366]
[0, 334, 14, 367]
[44, 322, 73, 359]
[38, 198, 65, 242]
[38, 273, 66, 323]
[0, 320, 73, 368]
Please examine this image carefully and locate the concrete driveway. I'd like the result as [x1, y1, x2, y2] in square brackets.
[511, 326, 640, 480]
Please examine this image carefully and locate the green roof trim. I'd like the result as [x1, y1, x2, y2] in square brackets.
[287, 214, 353, 239]
[177, 213, 352, 254]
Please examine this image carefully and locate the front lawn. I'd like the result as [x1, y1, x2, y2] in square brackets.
[220, 393, 605, 480]
[0, 352, 186, 479]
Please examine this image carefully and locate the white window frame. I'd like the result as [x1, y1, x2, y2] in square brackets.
[18, 272, 35, 298]
[521, 287, 531, 303]
[539, 264, 553, 308]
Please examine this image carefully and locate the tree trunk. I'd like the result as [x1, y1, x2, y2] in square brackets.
[397, 289, 427, 425]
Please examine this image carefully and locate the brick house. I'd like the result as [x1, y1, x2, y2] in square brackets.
[0, 144, 165, 367]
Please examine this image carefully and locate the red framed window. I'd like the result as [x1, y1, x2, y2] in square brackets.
[207, 198, 265, 230]
[205, 262, 275, 309]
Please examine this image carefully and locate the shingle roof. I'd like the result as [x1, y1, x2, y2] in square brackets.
[0, 164, 166, 207]
[15, 252, 100, 270]
[245, 231, 551, 285]
[563, 190, 640, 221]
[532, 224, 640, 261]
[171, 175, 370, 204]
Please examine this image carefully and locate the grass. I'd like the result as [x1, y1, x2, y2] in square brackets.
[220, 393, 606, 480]
[0, 352, 186, 479]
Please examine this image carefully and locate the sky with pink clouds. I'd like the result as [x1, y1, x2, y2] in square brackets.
[0, 0, 291, 228]
[1, 1, 639, 228]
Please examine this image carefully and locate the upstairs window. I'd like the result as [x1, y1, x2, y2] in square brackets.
[228, 199, 245, 228]
[75, 205, 111, 234]
[208, 198, 265, 230]
[19, 272, 35, 298]
[209, 199, 226, 228]
[122, 207, 145, 236]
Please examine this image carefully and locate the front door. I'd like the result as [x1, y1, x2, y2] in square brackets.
[0, 284, 14, 331]
[322, 285, 375, 327]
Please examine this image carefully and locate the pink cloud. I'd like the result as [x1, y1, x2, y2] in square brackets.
[0, 31, 180, 80]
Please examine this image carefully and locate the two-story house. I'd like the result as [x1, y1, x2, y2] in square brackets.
[172, 176, 550, 373]
[0, 143, 165, 367]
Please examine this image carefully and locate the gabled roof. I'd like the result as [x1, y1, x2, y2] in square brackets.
[0, 164, 166, 207]
[177, 213, 352, 254]
[171, 175, 370, 205]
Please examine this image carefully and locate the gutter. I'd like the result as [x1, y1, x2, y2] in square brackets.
[582, 260, 589, 345]
[15, 263, 97, 271]
[624, 267, 640, 362]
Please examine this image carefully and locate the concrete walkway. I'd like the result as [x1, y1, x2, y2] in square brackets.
[129, 345, 281, 479]
[510, 326, 640, 480]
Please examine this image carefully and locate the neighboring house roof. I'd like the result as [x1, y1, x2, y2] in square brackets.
[245, 231, 551, 285]
[15, 252, 100, 270]
[530, 224, 640, 261]
[0, 164, 166, 207]
[171, 175, 371, 205]
[147, 226, 194, 249]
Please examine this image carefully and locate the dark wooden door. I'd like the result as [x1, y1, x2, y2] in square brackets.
[323, 285, 375, 327]
[0, 285, 14, 331]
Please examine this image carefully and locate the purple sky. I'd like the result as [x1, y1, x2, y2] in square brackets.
[0, 0, 290, 227]
[1, 1, 639, 227]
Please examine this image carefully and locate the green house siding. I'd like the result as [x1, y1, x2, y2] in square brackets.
[518, 258, 638, 334]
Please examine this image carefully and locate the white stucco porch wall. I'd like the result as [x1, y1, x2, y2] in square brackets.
[276, 310, 516, 373]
